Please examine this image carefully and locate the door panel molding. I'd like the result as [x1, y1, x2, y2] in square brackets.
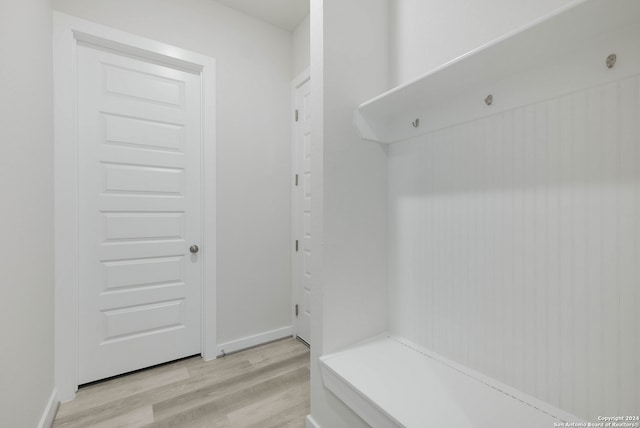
[53, 12, 217, 401]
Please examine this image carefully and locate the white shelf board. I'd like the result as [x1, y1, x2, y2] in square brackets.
[320, 335, 582, 428]
[354, 0, 640, 143]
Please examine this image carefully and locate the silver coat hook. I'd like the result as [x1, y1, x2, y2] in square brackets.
[606, 53, 616, 69]
[412, 118, 420, 128]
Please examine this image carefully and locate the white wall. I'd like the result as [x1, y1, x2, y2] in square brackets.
[0, 0, 55, 426]
[389, 0, 575, 85]
[53, 0, 293, 347]
[309, 0, 389, 426]
[292, 14, 310, 78]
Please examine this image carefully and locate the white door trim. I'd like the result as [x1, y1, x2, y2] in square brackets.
[291, 68, 310, 341]
[53, 12, 217, 401]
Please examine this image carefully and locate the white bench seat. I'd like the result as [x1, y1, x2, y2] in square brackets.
[320, 335, 580, 428]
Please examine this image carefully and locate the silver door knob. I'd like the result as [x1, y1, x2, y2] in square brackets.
[190, 245, 199, 254]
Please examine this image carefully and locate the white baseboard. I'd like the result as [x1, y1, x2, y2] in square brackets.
[38, 389, 59, 428]
[306, 415, 321, 428]
[216, 325, 294, 356]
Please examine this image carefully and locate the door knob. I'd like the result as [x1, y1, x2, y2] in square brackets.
[190, 245, 199, 254]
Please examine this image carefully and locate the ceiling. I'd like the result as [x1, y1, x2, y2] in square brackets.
[215, 0, 309, 32]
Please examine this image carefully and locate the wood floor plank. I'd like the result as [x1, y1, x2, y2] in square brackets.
[245, 339, 310, 366]
[187, 339, 308, 380]
[55, 368, 190, 419]
[53, 338, 310, 428]
[152, 352, 308, 418]
[150, 365, 310, 425]
[226, 379, 310, 427]
[92, 406, 154, 428]
[55, 405, 154, 428]
[245, 401, 310, 428]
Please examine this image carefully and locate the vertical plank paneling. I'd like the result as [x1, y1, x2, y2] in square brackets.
[571, 89, 589, 418]
[482, 115, 494, 376]
[615, 77, 635, 415]
[585, 87, 604, 416]
[387, 74, 640, 421]
[432, 129, 444, 353]
[460, 121, 473, 364]
[522, 104, 537, 397]
[534, 102, 548, 400]
[512, 106, 526, 392]
[411, 137, 424, 343]
[450, 124, 462, 362]
[444, 127, 455, 359]
[601, 82, 619, 416]
[425, 136, 435, 348]
[558, 93, 574, 413]
[466, 120, 479, 369]
[486, 115, 496, 375]
[493, 112, 507, 381]
[546, 98, 561, 408]
[616, 79, 640, 414]
[418, 139, 427, 348]
[635, 76, 640, 415]
[502, 109, 516, 387]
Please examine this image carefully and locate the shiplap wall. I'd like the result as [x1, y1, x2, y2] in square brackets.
[388, 75, 640, 421]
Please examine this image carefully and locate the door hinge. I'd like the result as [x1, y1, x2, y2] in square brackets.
[295, 109, 299, 122]
[295, 174, 298, 186]
[295, 240, 299, 252]
[295, 304, 299, 317]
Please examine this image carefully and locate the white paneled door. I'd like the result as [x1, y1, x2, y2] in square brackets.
[77, 44, 203, 384]
[293, 77, 311, 344]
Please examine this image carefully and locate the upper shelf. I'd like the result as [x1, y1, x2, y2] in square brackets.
[354, 0, 640, 144]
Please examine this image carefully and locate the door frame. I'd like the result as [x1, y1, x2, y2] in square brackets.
[291, 68, 310, 342]
[53, 12, 217, 401]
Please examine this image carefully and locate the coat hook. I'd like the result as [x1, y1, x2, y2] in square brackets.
[485, 95, 493, 106]
[412, 118, 420, 128]
[606, 53, 616, 69]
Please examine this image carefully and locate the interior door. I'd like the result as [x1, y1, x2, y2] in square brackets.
[293, 78, 312, 344]
[77, 43, 203, 384]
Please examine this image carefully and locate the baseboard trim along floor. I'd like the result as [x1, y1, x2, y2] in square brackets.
[38, 388, 59, 428]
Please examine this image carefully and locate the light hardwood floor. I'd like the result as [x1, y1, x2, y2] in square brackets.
[53, 338, 310, 428]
